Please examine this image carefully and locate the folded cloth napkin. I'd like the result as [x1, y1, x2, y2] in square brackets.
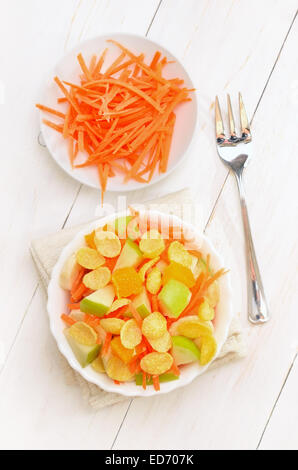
[30, 188, 247, 409]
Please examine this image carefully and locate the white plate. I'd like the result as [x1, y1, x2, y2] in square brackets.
[47, 210, 233, 397]
[39, 33, 198, 191]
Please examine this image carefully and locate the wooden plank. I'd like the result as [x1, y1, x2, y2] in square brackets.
[0, 0, 160, 450]
[113, 8, 298, 450]
[259, 355, 298, 450]
[0, 0, 80, 370]
[0, 287, 130, 450]
[65, 0, 161, 50]
[68, 0, 298, 230]
[0, 0, 160, 365]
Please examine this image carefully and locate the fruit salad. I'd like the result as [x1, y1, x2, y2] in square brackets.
[59, 211, 227, 391]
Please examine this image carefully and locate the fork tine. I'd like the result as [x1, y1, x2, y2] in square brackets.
[239, 92, 251, 140]
[215, 96, 225, 141]
[227, 94, 236, 138]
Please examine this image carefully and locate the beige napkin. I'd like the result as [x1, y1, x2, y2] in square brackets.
[30, 188, 246, 409]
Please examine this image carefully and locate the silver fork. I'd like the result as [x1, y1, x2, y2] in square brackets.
[215, 93, 269, 324]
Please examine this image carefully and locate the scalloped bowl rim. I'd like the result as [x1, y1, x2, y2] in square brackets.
[47, 210, 233, 397]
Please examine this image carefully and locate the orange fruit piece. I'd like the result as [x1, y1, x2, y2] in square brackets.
[112, 267, 143, 298]
[84, 230, 96, 249]
[110, 336, 134, 364]
[162, 261, 196, 288]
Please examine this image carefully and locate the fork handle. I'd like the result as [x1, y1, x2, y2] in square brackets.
[235, 170, 270, 324]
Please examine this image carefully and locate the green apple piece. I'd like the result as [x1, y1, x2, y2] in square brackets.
[158, 279, 191, 318]
[133, 289, 151, 318]
[135, 372, 179, 386]
[113, 239, 143, 271]
[59, 252, 81, 290]
[113, 215, 132, 238]
[65, 329, 100, 368]
[80, 285, 115, 317]
[171, 336, 200, 365]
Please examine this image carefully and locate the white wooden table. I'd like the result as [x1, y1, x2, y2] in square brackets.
[0, 0, 297, 450]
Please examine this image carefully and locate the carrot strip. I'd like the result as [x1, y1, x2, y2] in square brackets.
[54, 76, 81, 113]
[71, 267, 85, 295]
[129, 358, 140, 374]
[77, 53, 92, 81]
[63, 106, 72, 139]
[68, 302, 81, 310]
[42, 119, 63, 133]
[152, 375, 160, 391]
[71, 282, 87, 302]
[36, 104, 65, 118]
[142, 372, 147, 390]
[88, 54, 97, 75]
[151, 294, 159, 312]
[61, 313, 76, 326]
[85, 79, 163, 112]
[102, 333, 112, 355]
[150, 51, 161, 70]
[98, 163, 109, 204]
[78, 130, 84, 152]
[104, 52, 126, 76]
[93, 48, 108, 76]
[170, 362, 180, 377]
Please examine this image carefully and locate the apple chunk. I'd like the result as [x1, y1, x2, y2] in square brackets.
[113, 215, 132, 238]
[132, 289, 151, 318]
[113, 239, 143, 271]
[64, 329, 100, 368]
[158, 279, 191, 318]
[80, 285, 115, 317]
[59, 252, 81, 290]
[171, 336, 200, 365]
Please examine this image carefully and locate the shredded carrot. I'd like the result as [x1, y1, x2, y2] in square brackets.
[68, 302, 81, 310]
[188, 250, 203, 258]
[42, 119, 63, 133]
[130, 303, 143, 327]
[36, 41, 193, 201]
[152, 375, 160, 391]
[71, 267, 85, 295]
[71, 282, 87, 302]
[83, 313, 101, 332]
[151, 294, 159, 312]
[102, 332, 112, 355]
[150, 51, 161, 70]
[36, 104, 65, 118]
[170, 362, 180, 377]
[61, 313, 76, 326]
[98, 163, 109, 205]
[114, 380, 121, 385]
[142, 372, 147, 390]
[128, 357, 138, 374]
[181, 268, 228, 318]
[142, 336, 154, 353]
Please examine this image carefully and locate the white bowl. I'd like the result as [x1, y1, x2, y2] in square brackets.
[39, 33, 198, 191]
[47, 210, 233, 397]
